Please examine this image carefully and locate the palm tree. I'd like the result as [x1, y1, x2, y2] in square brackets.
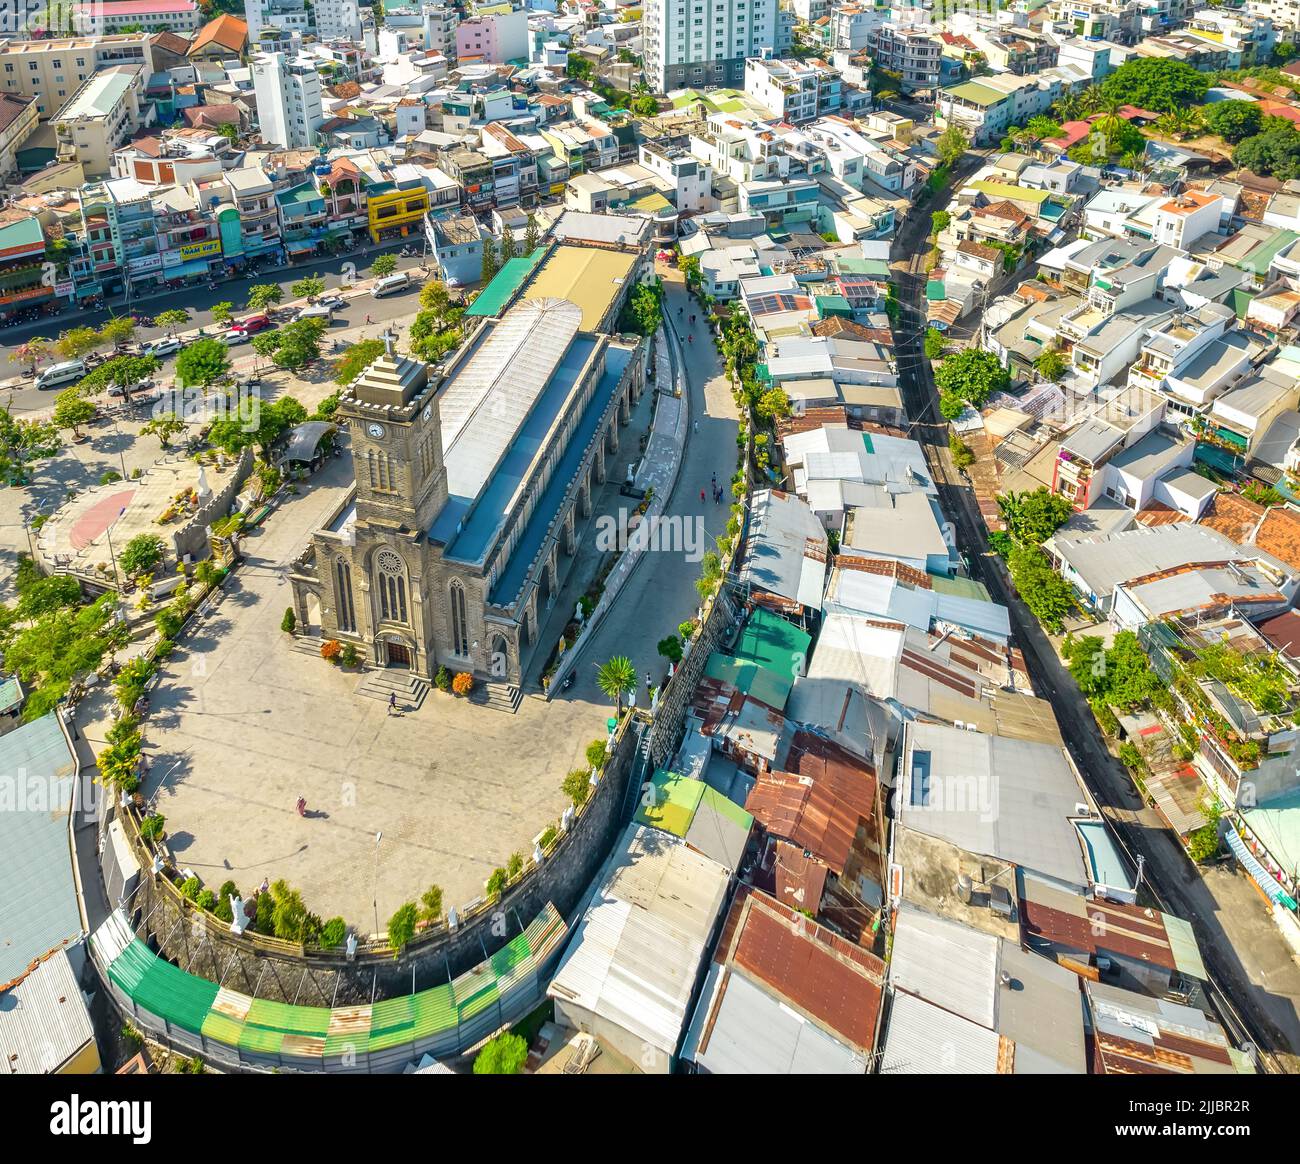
[595, 656, 636, 716]
[1053, 93, 1084, 123]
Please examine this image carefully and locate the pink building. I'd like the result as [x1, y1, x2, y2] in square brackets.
[453, 9, 527, 64]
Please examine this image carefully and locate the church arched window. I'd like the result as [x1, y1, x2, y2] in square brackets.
[335, 557, 356, 633]
[449, 580, 469, 657]
[376, 549, 407, 624]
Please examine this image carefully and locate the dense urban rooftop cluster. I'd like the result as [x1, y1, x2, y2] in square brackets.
[0, 0, 1298, 1086]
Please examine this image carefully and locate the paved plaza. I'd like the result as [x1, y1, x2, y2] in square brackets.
[141, 454, 611, 933]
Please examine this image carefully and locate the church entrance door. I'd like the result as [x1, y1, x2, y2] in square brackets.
[385, 641, 412, 668]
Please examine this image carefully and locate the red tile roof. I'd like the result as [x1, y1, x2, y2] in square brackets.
[188, 13, 247, 56]
[1252, 505, 1300, 571]
[1197, 491, 1263, 544]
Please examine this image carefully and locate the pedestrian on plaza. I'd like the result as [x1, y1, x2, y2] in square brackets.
[693, 420, 698, 434]
[388, 692, 398, 716]
[700, 488, 706, 504]
[365, 313, 372, 324]
[645, 670, 653, 692]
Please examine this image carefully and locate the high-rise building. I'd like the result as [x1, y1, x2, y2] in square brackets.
[251, 50, 322, 149]
[313, 0, 362, 40]
[642, 0, 779, 93]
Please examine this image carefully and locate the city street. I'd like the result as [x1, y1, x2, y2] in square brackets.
[891, 162, 1300, 1065]
[1, 245, 430, 415]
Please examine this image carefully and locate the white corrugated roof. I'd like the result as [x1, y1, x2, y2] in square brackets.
[547, 825, 730, 1056]
[889, 905, 999, 1029]
[0, 949, 94, 1074]
[881, 991, 1000, 1074]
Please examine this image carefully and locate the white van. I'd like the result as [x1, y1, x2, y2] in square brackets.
[371, 272, 412, 298]
[36, 359, 87, 389]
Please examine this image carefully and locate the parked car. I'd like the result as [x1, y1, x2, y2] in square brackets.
[144, 336, 182, 357]
[223, 328, 251, 346]
[317, 294, 345, 310]
[108, 377, 154, 397]
[233, 313, 273, 335]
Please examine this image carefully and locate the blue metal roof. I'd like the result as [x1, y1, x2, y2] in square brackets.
[488, 345, 632, 605]
[0, 713, 81, 985]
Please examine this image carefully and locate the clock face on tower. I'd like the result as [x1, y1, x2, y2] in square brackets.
[367, 423, 386, 439]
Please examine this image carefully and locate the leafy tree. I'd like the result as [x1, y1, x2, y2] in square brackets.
[175, 337, 230, 387]
[51, 389, 95, 438]
[624, 280, 663, 336]
[371, 252, 398, 279]
[291, 275, 326, 303]
[99, 317, 136, 350]
[119, 533, 165, 578]
[11, 337, 52, 374]
[1034, 346, 1068, 381]
[418, 278, 451, 325]
[1233, 120, 1300, 180]
[933, 348, 1010, 412]
[656, 635, 683, 664]
[281, 607, 296, 633]
[756, 387, 791, 422]
[210, 300, 235, 327]
[562, 766, 591, 807]
[154, 308, 190, 335]
[271, 318, 327, 370]
[1187, 803, 1222, 863]
[56, 326, 102, 362]
[250, 331, 281, 366]
[1064, 634, 1108, 699]
[210, 395, 306, 458]
[246, 283, 283, 312]
[2, 592, 125, 719]
[334, 337, 386, 384]
[501, 224, 517, 262]
[937, 124, 968, 167]
[524, 213, 540, 256]
[140, 411, 185, 448]
[1007, 545, 1076, 632]
[216, 122, 240, 146]
[77, 354, 159, 396]
[596, 655, 636, 714]
[923, 328, 945, 359]
[419, 884, 443, 922]
[996, 487, 1073, 546]
[632, 93, 658, 116]
[319, 917, 346, 946]
[566, 52, 593, 83]
[679, 253, 701, 290]
[930, 210, 950, 237]
[387, 901, 418, 952]
[585, 738, 608, 768]
[480, 239, 499, 285]
[1099, 57, 1209, 113]
[948, 430, 975, 470]
[474, 1031, 528, 1075]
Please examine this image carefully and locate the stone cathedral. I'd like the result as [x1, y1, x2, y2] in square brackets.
[289, 290, 645, 687]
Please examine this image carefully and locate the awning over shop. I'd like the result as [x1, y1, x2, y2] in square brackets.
[1226, 828, 1298, 909]
[285, 240, 318, 255]
[162, 259, 211, 279]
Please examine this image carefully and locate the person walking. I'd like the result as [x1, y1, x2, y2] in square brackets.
[388, 692, 398, 716]
[700, 487, 706, 504]
[645, 670, 653, 693]
[693, 420, 698, 434]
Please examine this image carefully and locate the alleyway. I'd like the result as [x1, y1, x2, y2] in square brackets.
[550, 266, 741, 711]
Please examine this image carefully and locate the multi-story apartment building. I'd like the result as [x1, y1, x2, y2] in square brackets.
[0, 33, 156, 120]
[640, 137, 713, 214]
[252, 51, 323, 149]
[481, 121, 539, 209]
[365, 162, 430, 244]
[313, 0, 362, 39]
[1246, 0, 1300, 33]
[454, 6, 528, 63]
[438, 145, 494, 212]
[244, 0, 310, 38]
[868, 24, 941, 91]
[743, 56, 844, 123]
[152, 183, 223, 281]
[0, 92, 37, 180]
[422, 3, 461, 56]
[1184, 8, 1277, 68]
[830, 4, 886, 52]
[79, 0, 202, 34]
[642, 0, 779, 93]
[1048, 0, 1143, 43]
[202, 165, 283, 261]
[0, 214, 56, 322]
[53, 64, 149, 177]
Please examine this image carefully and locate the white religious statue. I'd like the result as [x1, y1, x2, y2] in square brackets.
[561, 806, 575, 833]
[196, 466, 212, 503]
[533, 843, 545, 866]
[229, 895, 247, 935]
[575, 601, 585, 625]
[345, 932, 357, 959]
[447, 906, 459, 932]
